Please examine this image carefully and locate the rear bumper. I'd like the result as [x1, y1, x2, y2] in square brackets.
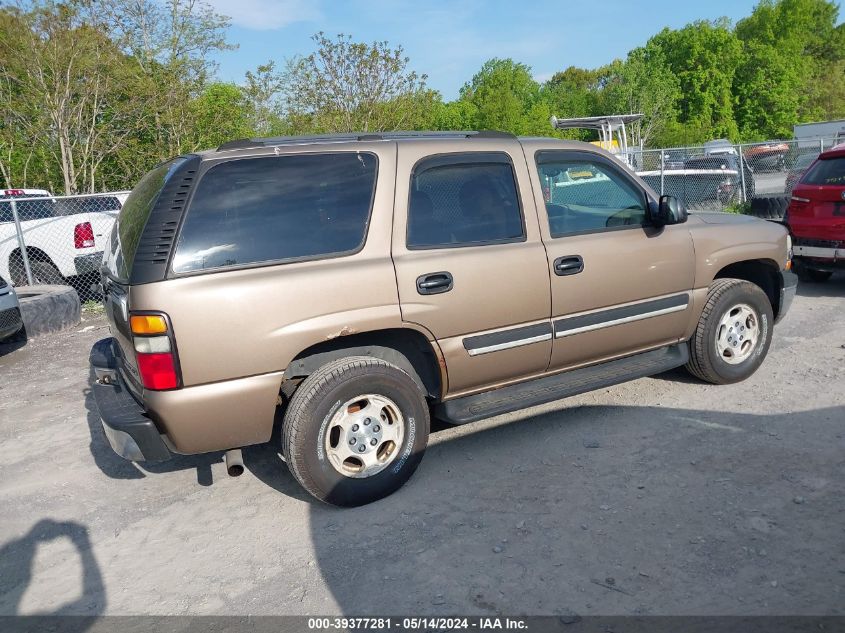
[793, 244, 844, 260]
[776, 270, 798, 324]
[74, 252, 104, 276]
[89, 337, 172, 462]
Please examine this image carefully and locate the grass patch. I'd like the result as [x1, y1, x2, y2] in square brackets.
[82, 299, 105, 315]
[724, 201, 751, 215]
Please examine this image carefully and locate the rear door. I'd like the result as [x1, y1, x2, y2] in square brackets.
[525, 145, 695, 371]
[392, 141, 552, 396]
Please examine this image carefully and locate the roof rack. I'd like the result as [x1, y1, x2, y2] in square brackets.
[216, 130, 516, 151]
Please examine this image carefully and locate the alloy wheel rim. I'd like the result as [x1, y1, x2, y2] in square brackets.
[324, 394, 405, 478]
[715, 302, 760, 365]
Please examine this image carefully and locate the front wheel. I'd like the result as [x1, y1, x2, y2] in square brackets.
[685, 279, 774, 384]
[282, 356, 430, 506]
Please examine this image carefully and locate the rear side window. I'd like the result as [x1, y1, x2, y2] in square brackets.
[801, 157, 845, 186]
[105, 157, 185, 282]
[172, 153, 377, 274]
[0, 195, 54, 223]
[407, 153, 524, 249]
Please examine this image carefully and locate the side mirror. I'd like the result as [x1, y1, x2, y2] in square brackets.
[650, 195, 688, 227]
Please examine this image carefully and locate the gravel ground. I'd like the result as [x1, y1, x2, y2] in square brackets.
[0, 277, 843, 618]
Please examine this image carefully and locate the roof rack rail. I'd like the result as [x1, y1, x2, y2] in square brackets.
[216, 130, 517, 151]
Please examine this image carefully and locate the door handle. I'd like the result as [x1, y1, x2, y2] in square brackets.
[416, 271, 454, 295]
[553, 255, 584, 276]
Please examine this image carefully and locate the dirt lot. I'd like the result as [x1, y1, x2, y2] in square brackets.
[0, 277, 843, 618]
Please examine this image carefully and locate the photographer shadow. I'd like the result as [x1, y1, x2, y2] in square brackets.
[0, 519, 104, 624]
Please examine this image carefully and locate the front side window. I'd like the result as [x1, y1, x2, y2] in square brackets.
[172, 152, 377, 273]
[801, 157, 845, 186]
[407, 153, 524, 249]
[536, 152, 647, 237]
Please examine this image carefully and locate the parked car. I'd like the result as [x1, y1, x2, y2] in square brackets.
[785, 153, 817, 193]
[743, 142, 789, 172]
[0, 273, 24, 342]
[638, 153, 755, 207]
[90, 131, 796, 506]
[0, 188, 119, 288]
[703, 138, 737, 156]
[661, 149, 686, 170]
[786, 143, 845, 282]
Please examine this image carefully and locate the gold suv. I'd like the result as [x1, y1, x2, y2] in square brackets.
[90, 132, 797, 505]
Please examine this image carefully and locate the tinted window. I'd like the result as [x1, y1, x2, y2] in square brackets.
[536, 153, 646, 237]
[172, 153, 377, 273]
[801, 157, 845, 186]
[105, 158, 185, 282]
[0, 195, 54, 223]
[407, 154, 524, 248]
[57, 196, 122, 215]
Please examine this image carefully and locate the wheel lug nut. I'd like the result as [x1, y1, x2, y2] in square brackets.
[364, 418, 371, 426]
[351, 424, 359, 432]
[370, 439, 377, 446]
[373, 425, 380, 432]
[358, 445, 366, 453]
[349, 438, 356, 445]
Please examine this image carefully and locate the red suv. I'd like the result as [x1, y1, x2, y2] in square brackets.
[787, 143, 845, 282]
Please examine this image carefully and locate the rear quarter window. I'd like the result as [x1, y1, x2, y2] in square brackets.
[801, 157, 845, 185]
[171, 152, 378, 274]
[105, 157, 186, 282]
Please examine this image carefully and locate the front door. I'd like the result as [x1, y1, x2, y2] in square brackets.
[392, 143, 552, 396]
[525, 147, 696, 371]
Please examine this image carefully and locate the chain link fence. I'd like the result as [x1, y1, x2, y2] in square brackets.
[0, 191, 129, 301]
[0, 135, 842, 302]
[634, 136, 842, 212]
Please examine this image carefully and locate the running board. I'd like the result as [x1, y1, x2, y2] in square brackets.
[435, 343, 688, 425]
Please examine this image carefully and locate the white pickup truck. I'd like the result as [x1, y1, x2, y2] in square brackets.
[0, 189, 121, 290]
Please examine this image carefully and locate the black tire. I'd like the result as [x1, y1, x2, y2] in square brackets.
[17, 285, 81, 337]
[685, 279, 774, 385]
[747, 195, 789, 220]
[282, 356, 430, 506]
[30, 261, 65, 285]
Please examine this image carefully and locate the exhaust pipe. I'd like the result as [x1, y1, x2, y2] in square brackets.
[224, 449, 244, 477]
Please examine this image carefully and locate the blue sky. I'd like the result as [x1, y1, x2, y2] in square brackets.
[206, 0, 761, 100]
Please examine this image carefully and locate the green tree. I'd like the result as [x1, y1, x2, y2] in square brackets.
[0, 3, 144, 193]
[91, 0, 235, 169]
[649, 19, 743, 143]
[243, 61, 286, 136]
[599, 47, 681, 147]
[734, 0, 845, 136]
[459, 58, 543, 134]
[190, 83, 253, 149]
[284, 32, 429, 132]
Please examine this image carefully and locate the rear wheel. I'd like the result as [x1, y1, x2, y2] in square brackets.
[686, 279, 774, 384]
[282, 356, 430, 506]
[30, 262, 65, 285]
[11, 259, 64, 286]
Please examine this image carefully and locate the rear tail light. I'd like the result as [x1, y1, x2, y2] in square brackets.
[130, 312, 180, 390]
[136, 352, 178, 390]
[74, 222, 95, 248]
